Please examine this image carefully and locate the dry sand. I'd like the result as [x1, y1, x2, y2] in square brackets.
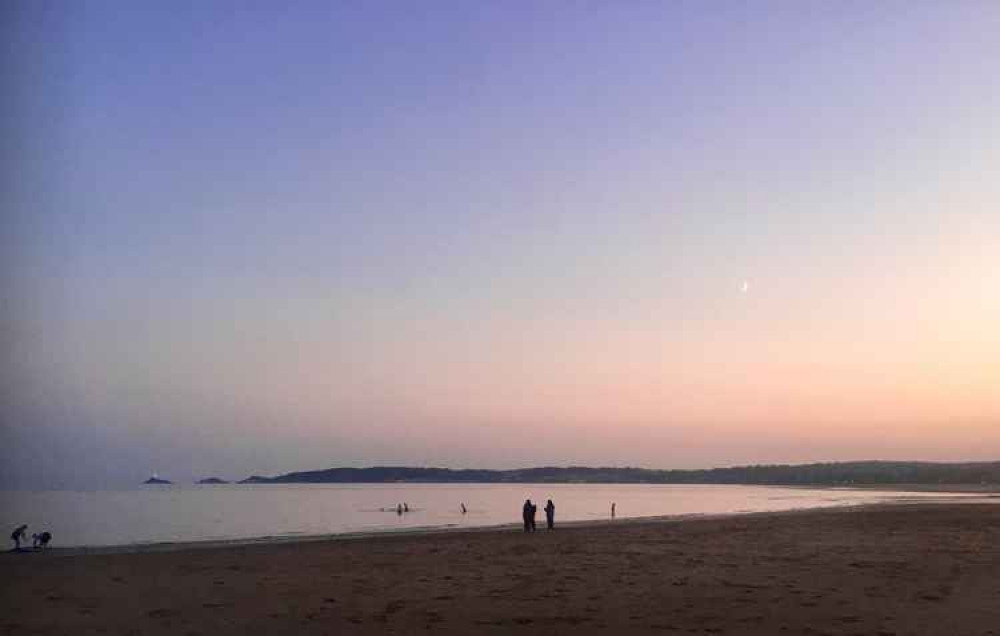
[2, 503, 999, 635]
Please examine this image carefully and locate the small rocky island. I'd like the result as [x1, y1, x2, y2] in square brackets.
[197, 477, 230, 484]
[143, 476, 172, 485]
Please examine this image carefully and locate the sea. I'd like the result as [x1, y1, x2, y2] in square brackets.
[0, 483, 985, 549]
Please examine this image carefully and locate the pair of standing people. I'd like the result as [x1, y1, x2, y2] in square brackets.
[522, 499, 555, 532]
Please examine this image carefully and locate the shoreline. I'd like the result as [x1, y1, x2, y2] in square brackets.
[816, 482, 1000, 493]
[11, 494, 996, 558]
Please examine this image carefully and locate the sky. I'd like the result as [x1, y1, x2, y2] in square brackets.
[2, 1, 998, 488]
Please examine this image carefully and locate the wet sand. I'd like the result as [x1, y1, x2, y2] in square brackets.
[3, 503, 999, 635]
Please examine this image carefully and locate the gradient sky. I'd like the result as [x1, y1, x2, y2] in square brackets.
[3, 1, 998, 488]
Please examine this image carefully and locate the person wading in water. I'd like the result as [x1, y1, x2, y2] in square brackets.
[10, 525, 28, 550]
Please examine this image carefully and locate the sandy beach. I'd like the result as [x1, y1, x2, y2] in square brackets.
[2, 503, 999, 635]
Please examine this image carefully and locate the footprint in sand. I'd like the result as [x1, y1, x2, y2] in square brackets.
[147, 608, 176, 618]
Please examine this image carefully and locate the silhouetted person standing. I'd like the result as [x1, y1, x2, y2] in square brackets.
[10, 524, 27, 550]
[522, 499, 533, 532]
[530, 501, 538, 531]
[460, 503, 467, 514]
[544, 499, 555, 530]
[611, 502, 616, 520]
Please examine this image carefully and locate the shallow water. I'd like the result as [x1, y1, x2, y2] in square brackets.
[0, 483, 982, 548]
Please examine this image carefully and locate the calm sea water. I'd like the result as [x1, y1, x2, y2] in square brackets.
[0, 484, 981, 548]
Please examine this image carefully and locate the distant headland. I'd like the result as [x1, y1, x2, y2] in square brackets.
[238, 476, 273, 484]
[227, 461, 1000, 487]
[196, 477, 230, 484]
[143, 476, 172, 485]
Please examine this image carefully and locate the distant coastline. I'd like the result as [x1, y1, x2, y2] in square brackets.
[220, 460, 1000, 487]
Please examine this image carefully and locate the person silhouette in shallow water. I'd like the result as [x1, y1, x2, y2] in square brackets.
[460, 503, 467, 514]
[403, 502, 409, 513]
[396, 503, 403, 515]
[611, 502, 616, 519]
[544, 499, 555, 530]
[32, 531, 52, 549]
[10, 524, 27, 550]
[530, 501, 538, 531]
[522, 499, 533, 532]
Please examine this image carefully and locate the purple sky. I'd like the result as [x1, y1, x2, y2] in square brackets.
[3, 2, 998, 487]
